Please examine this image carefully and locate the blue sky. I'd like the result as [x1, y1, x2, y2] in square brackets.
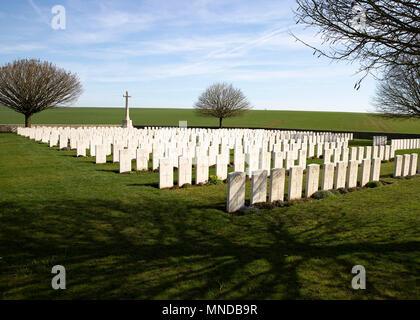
[0, 0, 377, 112]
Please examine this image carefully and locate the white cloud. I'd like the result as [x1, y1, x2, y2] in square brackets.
[0, 43, 45, 54]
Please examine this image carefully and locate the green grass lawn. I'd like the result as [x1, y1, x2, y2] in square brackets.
[0, 133, 419, 299]
[1, 106, 420, 134]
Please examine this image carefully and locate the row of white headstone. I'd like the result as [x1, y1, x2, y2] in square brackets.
[18, 127, 352, 163]
[373, 136, 387, 146]
[391, 139, 420, 151]
[323, 145, 395, 165]
[227, 152, 420, 212]
[156, 144, 396, 190]
[17, 126, 407, 191]
[393, 153, 420, 177]
[18, 126, 353, 145]
[226, 159, 382, 212]
[17, 126, 354, 169]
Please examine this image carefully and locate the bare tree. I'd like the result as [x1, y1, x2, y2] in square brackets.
[0, 59, 83, 127]
[293, 0, 420, 87]
[194, 83, 251, 128]
[374, 65, 420, 118]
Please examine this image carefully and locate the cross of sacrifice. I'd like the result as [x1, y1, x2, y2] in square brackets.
[123, 91, 131, 121]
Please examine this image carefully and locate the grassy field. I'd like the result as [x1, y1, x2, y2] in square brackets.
[1, 106, 420, 134]
[0, 132, 419, 299]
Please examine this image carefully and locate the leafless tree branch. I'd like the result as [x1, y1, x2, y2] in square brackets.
[374, 64, 420, 118]
[293, 0, 420, 80]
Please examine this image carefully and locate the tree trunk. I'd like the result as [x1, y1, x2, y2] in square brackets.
[25, 114, 31, 127]
[219, 117, 223, 128]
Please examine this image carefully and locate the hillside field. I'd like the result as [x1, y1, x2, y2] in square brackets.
[1, 106, 420, 134]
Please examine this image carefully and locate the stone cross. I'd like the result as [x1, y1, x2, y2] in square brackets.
[122, 91, 133, 128]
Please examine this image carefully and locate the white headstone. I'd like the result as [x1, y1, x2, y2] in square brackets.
[226, 172, 246, 213]
[76, 141, 86, 157]
[334, 161, 347, 189]
[250, 170, 267, 204]
[360, 159, 371, 186]
[321, 163, 335, 191]
[216, 154, 228, 180]
[393, 155, 403, 177]
[178, 156, 192, 186]
[234, 152, 245, 172]
[288, 166, 303, 200]
[409, 153, 418, 176]
[95, 145, 106, 164]
[346, 160, 358, 188]
[119, 149, 132, 173]
[402, 154, 411, 177]
[305, 164, 320, 198]
[195, 156, 209, 184]
[136, 149, 149, 171]
[269, 168, 285, 202]
[159, 158, 174, 189]
[272, 151, 283, 169]
[370, 158, 381, 181]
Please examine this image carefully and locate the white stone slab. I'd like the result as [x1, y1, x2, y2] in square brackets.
[136, 149, 149, 171]
[370, 158, 381, 181]
[216, 154, 228, 180]
[113, 144, 122, 163]
[178, 156, 192, 186]
[269, 168, 285, 202]
[95, 145, 106, 164]
[360, 159, 371, 186]
[234, 152, 245, 172]
[305, 164, 320, 198]
[272, 151, 283, 169]
[159, 158, 174, 189]
[321, 163, 335, 191]
[334, 161, 347, 189]
[76, 141, 86, 157]
[119, 149, 132, 173]
[226, 172, 246, 213]
[250, 170, 267, 204]
[195, 156, 209, 184]
[288, 166, 303, 200]
[409, 153, 418, 176]
[59, 135, 68, 149]
[402, 154, 411, 177]
[346, 160, 358, 188]
[393, 155, 403, 177]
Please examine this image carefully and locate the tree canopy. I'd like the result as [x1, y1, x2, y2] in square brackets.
[194, 83, 251, 128]
[0, 59, 83, 127]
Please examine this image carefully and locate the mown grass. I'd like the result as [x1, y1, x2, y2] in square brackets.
[1, 106, 420, 134]
[0, 133, 419, 299]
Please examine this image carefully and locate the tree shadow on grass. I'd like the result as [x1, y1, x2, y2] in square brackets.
[127, 183, 159, 188]
[0, 197, 418, 300]
[96, 169, 122, 174]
